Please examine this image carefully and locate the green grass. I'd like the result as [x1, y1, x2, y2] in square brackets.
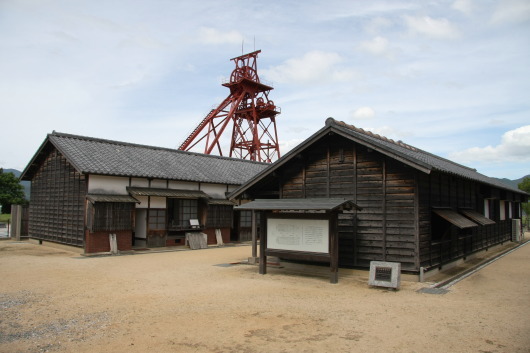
[0, 214, 11, 222]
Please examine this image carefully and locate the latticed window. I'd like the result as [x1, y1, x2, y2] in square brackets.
[168, 199, 199, 228]
[240, 211, 252, 228]
[206, 205, 233, 228]
[89, 202, 134, 232]
[148, 209, 166, 230]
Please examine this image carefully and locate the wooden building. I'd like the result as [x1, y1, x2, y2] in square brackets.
[230, 118, 528, 275]
[20, 132, 267, 253]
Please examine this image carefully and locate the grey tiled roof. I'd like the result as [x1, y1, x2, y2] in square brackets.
[86, 194, 140, 203]
[235, 198, 362, 211]
[328, 119, 525, 194]
[43, 132, 268, 185]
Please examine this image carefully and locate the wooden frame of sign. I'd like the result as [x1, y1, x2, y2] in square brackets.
[259, 211, 339, 284]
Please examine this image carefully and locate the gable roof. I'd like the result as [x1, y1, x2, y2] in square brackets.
[229, 118, 526, 198]
[21, 132, 268, 185]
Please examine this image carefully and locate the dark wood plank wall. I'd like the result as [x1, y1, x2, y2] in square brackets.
[383, 159, 417, 270]
[280, 136, 418, 271]
[417, 173, 432, 268]
[29, 149, 86, 246]
[418, 171, 516, 269]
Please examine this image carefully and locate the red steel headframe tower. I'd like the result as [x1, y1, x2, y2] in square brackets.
[178, 50, 281, 163]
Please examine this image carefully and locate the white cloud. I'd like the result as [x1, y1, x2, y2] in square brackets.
[358, 36, 393, 58]
[359, 36, 387, 54]
[364, 17, 393, 35]
[322, 2, 418, 21]
[366, 126, 415, 140]
[449, 125, 530, 163]
[280, 138, 305, 156]
[351, 107, 376, 120]
[491, 0, 530, 24]
[262, 51, 356, 84]
[404, 15, 460, 39]
[197, 27, 243, 45]
[452, 0, 474, 14]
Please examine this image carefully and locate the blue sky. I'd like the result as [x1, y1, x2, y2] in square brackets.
[1, 0, 529, 179]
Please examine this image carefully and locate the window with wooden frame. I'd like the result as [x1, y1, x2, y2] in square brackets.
[206, 205, 233, 228]
[88, 202, 134, 232]
[484, 199, 493, 220]
[168, 199, 199, 229]
[240, 210, 252, 228]
[148, 209, 166, 230]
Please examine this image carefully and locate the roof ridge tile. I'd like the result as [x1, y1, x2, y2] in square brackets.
[49, 131, 268, 165]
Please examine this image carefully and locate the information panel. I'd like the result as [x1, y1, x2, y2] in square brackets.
[267, 218, 329, 253]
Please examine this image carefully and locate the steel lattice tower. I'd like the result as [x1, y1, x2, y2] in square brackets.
[178, 50, 281, 163]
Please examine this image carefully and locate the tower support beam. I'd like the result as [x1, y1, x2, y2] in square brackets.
[179, 50, 281, 163]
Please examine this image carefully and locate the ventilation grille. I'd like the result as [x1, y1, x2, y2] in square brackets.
[369, 261, 401, 290]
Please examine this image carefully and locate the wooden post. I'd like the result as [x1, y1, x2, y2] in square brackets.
[251, 211, 257, 258]
[258, 211, 266, 274]
[11, 205, 22, 241]
[330, 212, 339, 284]
[248, 210, 258, 264]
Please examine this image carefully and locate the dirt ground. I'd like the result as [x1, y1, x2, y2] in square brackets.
[1, 239, 529, 353]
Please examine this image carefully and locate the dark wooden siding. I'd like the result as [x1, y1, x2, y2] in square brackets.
[418, 171, 515, 269]
[271, 133, 524, 273]
[279, 135, 418, 271]
[383, 159, 416, 270]
[28, 149, 86, 246]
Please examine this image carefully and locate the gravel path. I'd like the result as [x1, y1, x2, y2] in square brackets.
[1, 240, 529, 353]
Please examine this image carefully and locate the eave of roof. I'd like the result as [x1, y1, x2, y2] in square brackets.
[20, 133, 71, 181]
[229, 118, 527, 199]
[228, 123, 336, 199]
[329, 119, 526, 195]
[86, 194, 140, 203]
[235, 198, 362, 212]
[127, 187, 209, 199]
[228, 119, 431, 199]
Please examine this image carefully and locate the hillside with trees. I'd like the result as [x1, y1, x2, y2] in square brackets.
[0, 169, 26, 214]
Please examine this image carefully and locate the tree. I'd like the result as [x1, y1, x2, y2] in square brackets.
[518, 177, 530, 229]
[0, 169, 25, 214]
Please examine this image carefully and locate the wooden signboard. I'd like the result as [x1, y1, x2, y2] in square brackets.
[267, 218, 329, 253]
[260, 212, 339, 283]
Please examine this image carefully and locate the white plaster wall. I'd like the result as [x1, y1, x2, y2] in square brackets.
[200, 183, 227, 199]
[135, 196, 149, 209]
[135, 196, 166, 209]
[130, 178, 149, 187]
[168, 180, 199, 190]
[88, 175, 129, 194]
[227, 185, 239, 192]
[151, 179, 167, 188]
[150, 196, 166, 208]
